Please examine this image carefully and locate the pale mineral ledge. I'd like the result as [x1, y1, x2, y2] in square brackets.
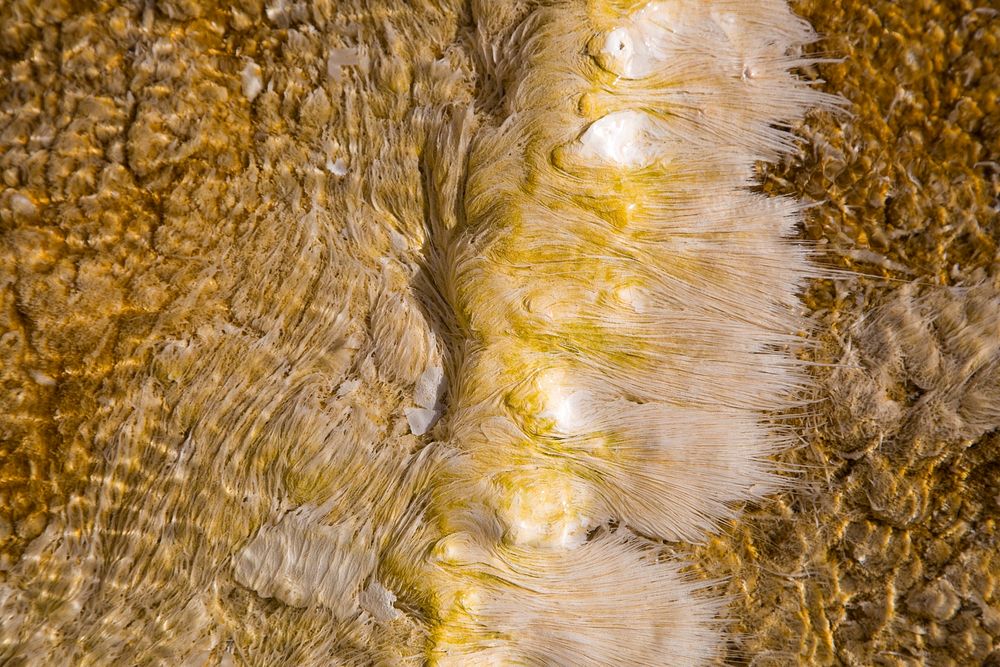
[425, 0, 827, 664]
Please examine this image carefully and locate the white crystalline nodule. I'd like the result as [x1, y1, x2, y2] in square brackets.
[326, 158, 348, 176]
[603, 28, 636, 71]
[359, 580, 400, 622]
[577, 111, 660, 169]
[405, 406, 438, 435]
[414, 364, 446, 409]
[406, 364, 445, 435]
[241, 61, 263, 102]
[536, 370, 591, 434]
[9, 193, 37, 219]
[599, 2, 678, 78]
[598, 2, 753, 80]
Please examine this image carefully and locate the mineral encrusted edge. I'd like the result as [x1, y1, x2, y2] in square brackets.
[423, 1, 832, 663]
[0, 0, 836, 664]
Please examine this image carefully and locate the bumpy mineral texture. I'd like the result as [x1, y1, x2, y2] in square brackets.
[0, 0, 997, 665]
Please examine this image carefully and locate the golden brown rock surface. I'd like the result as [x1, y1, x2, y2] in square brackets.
[0, 0, 997, 665]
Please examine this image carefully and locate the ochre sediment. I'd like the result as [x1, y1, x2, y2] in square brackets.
[0, 0, 997, 665]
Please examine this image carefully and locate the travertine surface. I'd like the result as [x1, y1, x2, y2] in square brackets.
[0, 0, 997, 665]
[1, 0, 472, 661]
[677, 1, 1000, 664]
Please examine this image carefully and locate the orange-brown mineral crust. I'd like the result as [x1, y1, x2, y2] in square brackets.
[0, 0, 998, 665]
[1, 1, 254, 571]
[1, 0, 487, 661]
